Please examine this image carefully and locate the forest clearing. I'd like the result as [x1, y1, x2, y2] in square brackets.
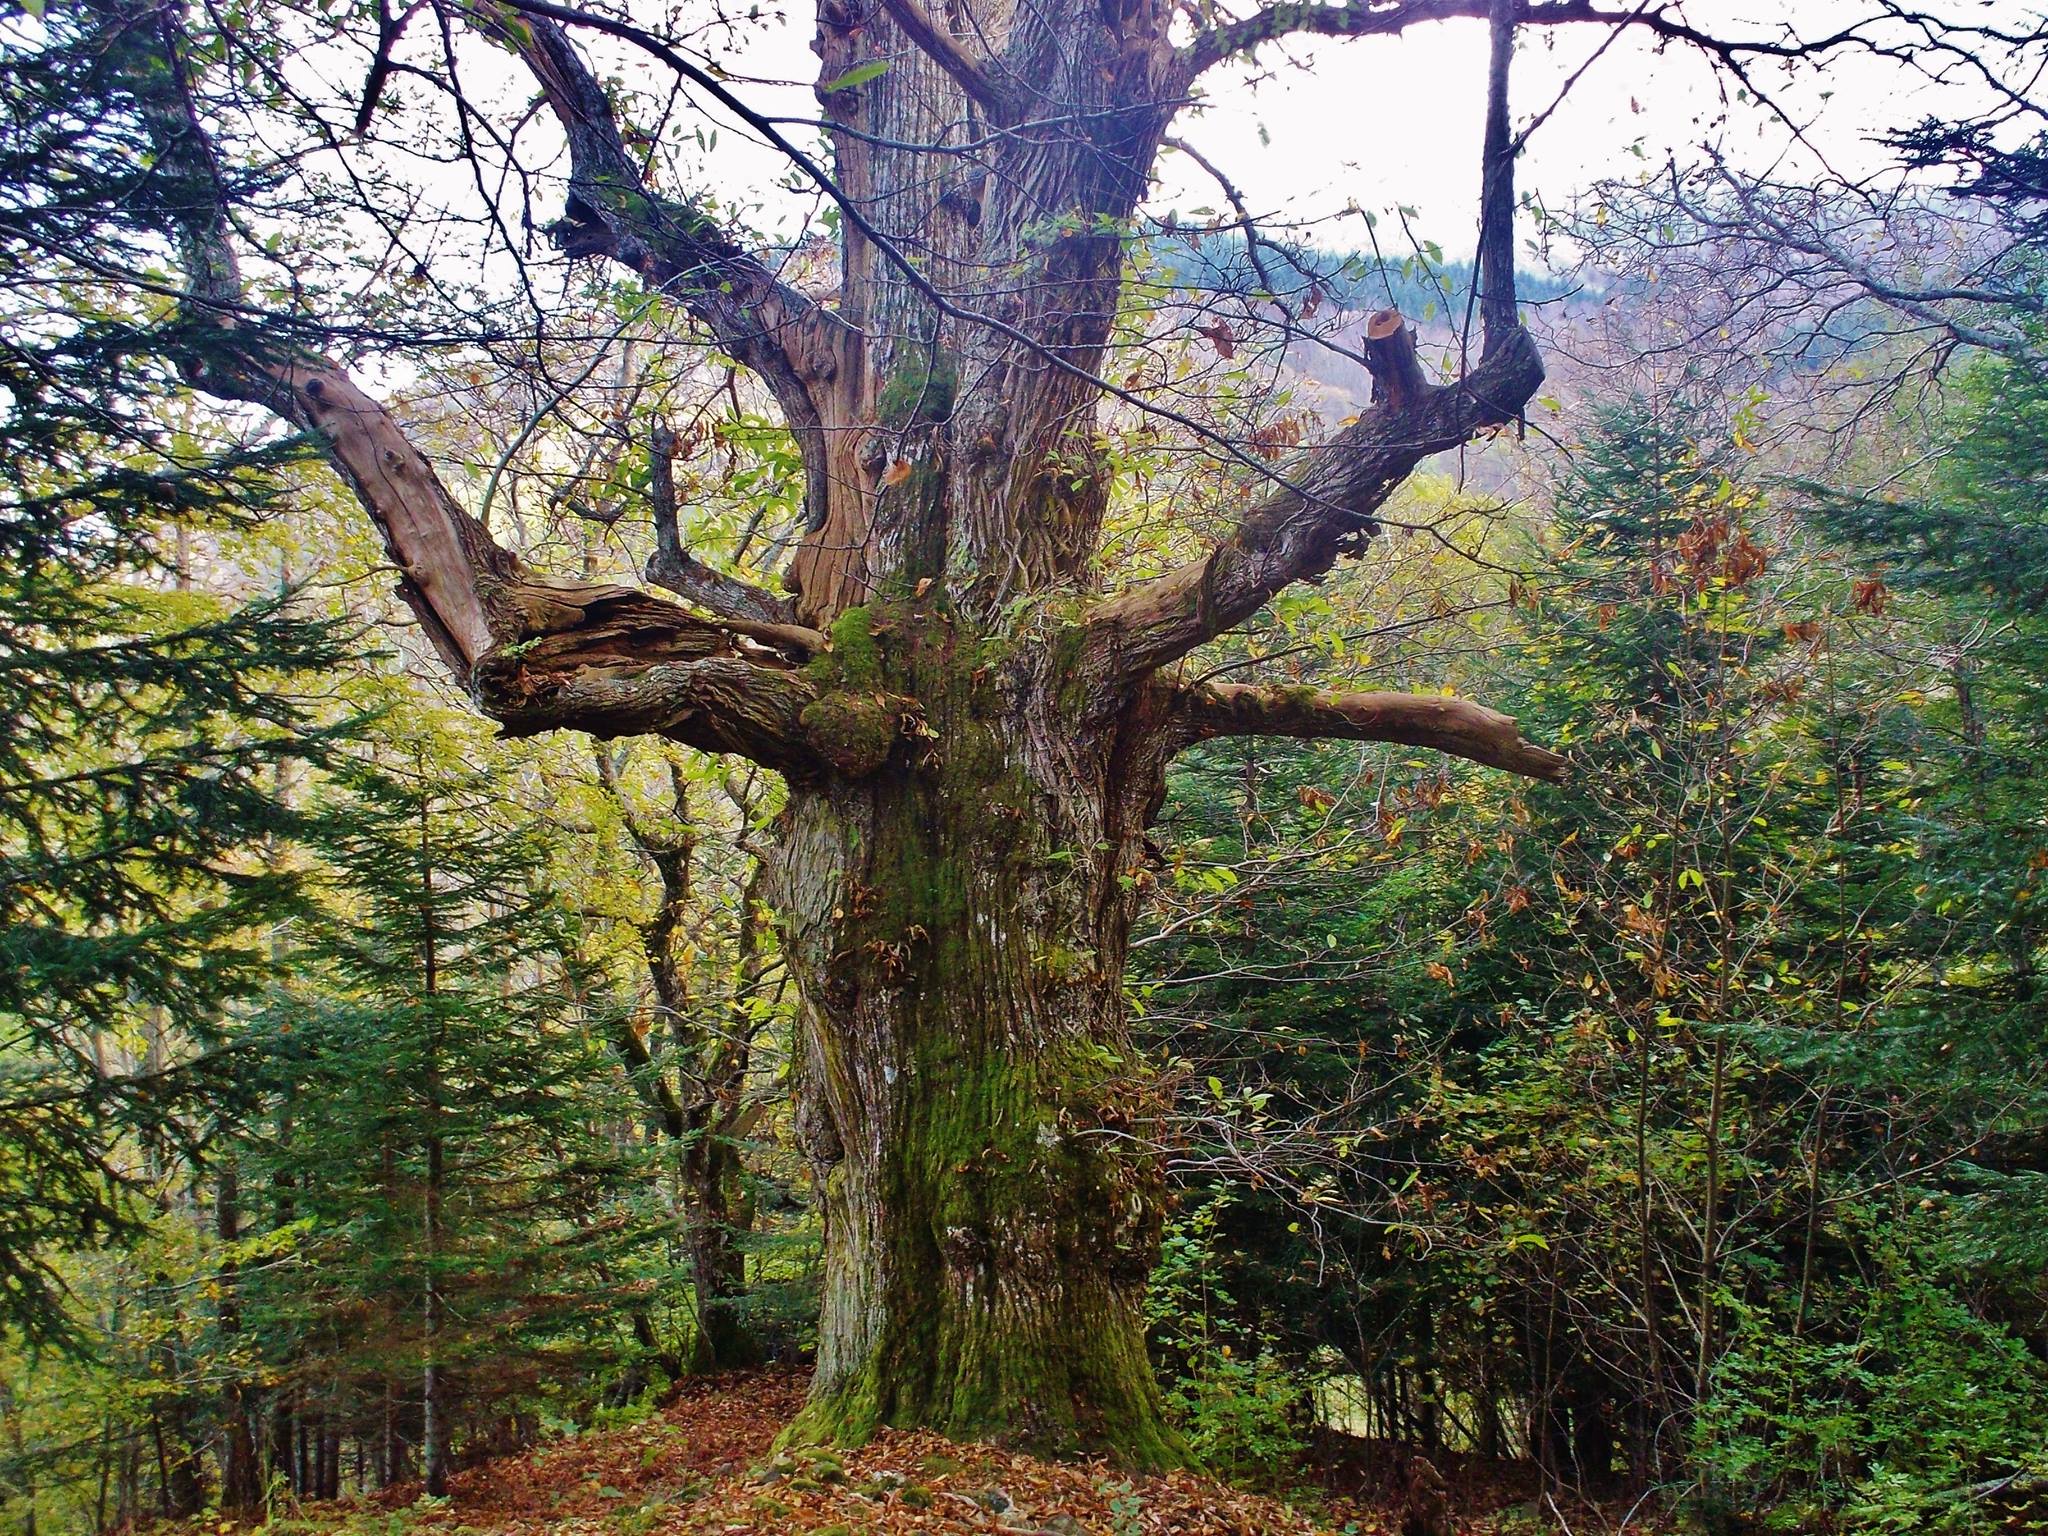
[5, 0, 2048, 1532]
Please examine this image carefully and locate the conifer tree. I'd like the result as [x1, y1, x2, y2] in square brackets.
[0, 0, 354, 1350]
[237, 751, 649, 1496]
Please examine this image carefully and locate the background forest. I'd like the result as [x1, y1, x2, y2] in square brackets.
[4, 1, 2048, 1533]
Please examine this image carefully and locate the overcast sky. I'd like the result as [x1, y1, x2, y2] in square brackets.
[685, 0, 2036, 261]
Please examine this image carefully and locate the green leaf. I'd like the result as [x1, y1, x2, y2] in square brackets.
[820, 60, 891, 92]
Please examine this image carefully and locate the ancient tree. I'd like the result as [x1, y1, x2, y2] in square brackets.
[118, 0, 1930, 1464]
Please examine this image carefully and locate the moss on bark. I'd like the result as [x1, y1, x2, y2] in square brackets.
[773, 606, 1184, 1468]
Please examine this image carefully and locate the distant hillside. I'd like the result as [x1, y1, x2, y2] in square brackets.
[1143, 234, 1578, 321]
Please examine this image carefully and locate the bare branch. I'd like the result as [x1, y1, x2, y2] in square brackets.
[474, 2, 850, 381]
[1477, 0, 1519, 353]
[1181, 0, 2048, 112]
[1165, 137, 1285, 303]
[645, 421, 814, 635]
[1181, 0, 1432, 77]
[1081, 7, 1540, 696]
[473, 0, 855, 543]
[1170, 680, 1567, 782]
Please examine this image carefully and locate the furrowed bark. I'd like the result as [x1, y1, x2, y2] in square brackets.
[797, 0, 1183, 621]
[1170, 680, 1567, 781]
[772, 609, 1183, 1465]
[874, 0, 1013, 118]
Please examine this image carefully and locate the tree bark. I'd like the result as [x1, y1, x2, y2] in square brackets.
[773, 617, 1182, 1462]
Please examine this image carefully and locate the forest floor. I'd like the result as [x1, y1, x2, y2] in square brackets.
[230, 1370, 1648, 1536]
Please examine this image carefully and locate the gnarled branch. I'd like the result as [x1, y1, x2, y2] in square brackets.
[134, 3, 850, 777]
[1179, 0, 1479, 79]
[475, 0, 856, 538]
[1170, 680, 1567, 782]
[645, 421, 814, 636]
[1082, 4, 1539, 695]
[1077, 326, 1544, 690]
[1178, 0, 2001, 88]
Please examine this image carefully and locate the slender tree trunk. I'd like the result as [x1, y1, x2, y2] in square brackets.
[95, 1420, 110, 1535]
[419, 798, 449, 1499]
[120, 1435, 137, 1529]
[1697, 1036, 1727, 1398]
[597, 747, 767, 1371]
[268, 1124, 296, 1500]
[421, 1116, 447, 1496]
[687, 866, 772, 1371]
[216, 1160, 262, 1514]
[1635, 992, 1665, 1480]
[681, 1134, 756, 1371]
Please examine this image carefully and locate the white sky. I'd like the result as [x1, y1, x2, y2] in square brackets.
[680, 0, 2039, 260]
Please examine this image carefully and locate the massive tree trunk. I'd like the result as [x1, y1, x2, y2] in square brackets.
[774, 617, 1181, 1457]
[134, 0, 1570, 1466]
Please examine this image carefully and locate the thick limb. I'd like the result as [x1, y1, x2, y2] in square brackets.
[1168, 680, 1566, 781]
[136, 7, 862, 776]
[1177, 1, 1971, 86]
[1077, 325, 1545, 691]
[1085, 0, 1539, 697]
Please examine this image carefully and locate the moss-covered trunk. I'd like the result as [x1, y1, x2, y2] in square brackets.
[772, 606, 1180, 1464]
[682, 1132, 759, 1370]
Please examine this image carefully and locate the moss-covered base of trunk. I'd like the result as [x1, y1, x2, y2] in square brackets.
[777, 1326, 1187, 1471]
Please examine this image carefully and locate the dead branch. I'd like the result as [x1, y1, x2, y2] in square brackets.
[645, 421, 813, 635]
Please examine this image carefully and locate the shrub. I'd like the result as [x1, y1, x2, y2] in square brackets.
[1693, 1264, 2048, 1533]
